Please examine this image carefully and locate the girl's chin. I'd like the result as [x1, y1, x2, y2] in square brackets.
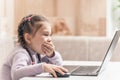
[40, 52, 46, 56]
[41, 54, 46, 58]
[40, 53, 45, 55]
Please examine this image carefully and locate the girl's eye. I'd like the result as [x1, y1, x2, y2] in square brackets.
[44, 34, 49, 36]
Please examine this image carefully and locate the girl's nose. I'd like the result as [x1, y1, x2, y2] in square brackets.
[47, 37, 52, 42]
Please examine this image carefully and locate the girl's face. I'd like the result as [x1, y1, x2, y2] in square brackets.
[28, 21, 52, 54]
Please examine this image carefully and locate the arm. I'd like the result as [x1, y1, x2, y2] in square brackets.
[41, 51, 63, 66]
[41, 42, 63, 66]
[11, 51, 44, 80]
[41, 51, 67, 78]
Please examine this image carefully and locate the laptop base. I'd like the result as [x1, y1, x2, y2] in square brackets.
[71, 66, 100, 76]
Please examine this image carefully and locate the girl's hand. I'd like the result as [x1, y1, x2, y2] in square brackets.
[43, 63, 68, 78]
[41, 42, 55, 57]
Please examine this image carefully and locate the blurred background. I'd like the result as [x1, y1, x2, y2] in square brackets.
[0, 0, 107, 38]
[1, 0, 120, 71]
[1, 0, 120, 38]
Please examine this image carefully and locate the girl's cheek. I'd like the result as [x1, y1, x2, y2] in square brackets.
[43, 38, 49, 42]
[39, 39, 46, 44]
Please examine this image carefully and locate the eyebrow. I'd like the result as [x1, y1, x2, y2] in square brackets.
[43, 31, 51, 35]
[43, 30, 49, 33]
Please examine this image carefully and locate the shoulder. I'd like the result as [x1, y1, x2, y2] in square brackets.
[4, 45, 30, 66]
[12, 44, 29, 58]
[14, 44, 27, 53]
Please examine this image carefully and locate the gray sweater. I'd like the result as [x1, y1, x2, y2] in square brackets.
[1, 45, 63, 80]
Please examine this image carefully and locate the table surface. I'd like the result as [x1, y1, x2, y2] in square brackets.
[20, 61, 120, 80]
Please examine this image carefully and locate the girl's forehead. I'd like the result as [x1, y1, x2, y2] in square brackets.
[36, 21, 50, 25]
[35, 21, 51, 27]
[37, 22, 51, 32]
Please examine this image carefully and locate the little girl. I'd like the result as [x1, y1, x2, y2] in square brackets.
[1, 14, 68, 80]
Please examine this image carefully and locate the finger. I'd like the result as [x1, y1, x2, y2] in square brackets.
[43, 42, 55, 48]
[44, 45, 54, 51]
[43, 43, 54, 50]
[53, 67, 65, 75]
[44, 41, 53, 45]
[43, 47, 53, 55]
[43, 45, 53, 52]
[41, 44, 46, 54]
[50, 69, 57, 78]
[43, 42, 55, 51]
[58, 66, 68, 72]
[42, 46, 51, 53]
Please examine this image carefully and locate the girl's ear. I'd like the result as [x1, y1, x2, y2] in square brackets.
[24, 33, 32, 44]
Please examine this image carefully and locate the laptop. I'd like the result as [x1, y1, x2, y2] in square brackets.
[64, 30, 120, 76]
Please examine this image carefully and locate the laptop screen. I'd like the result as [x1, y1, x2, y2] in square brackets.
[99, 30, 120, 74]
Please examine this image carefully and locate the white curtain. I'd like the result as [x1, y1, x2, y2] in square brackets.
[0, 0, 14, 75]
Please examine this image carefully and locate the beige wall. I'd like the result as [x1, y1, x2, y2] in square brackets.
[77, 0, 106, 36]
[14, 0, 106, 36]
[14, 0, 56, 34]
[0, 0, 14, 37]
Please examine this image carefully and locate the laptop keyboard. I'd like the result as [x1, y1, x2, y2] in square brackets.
[63, 65, 80, 72]
[71, 66, 100, 75]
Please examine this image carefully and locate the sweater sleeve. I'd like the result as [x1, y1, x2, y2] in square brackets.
[42, 51, 63, 66]
[11, 51, 44, 80]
